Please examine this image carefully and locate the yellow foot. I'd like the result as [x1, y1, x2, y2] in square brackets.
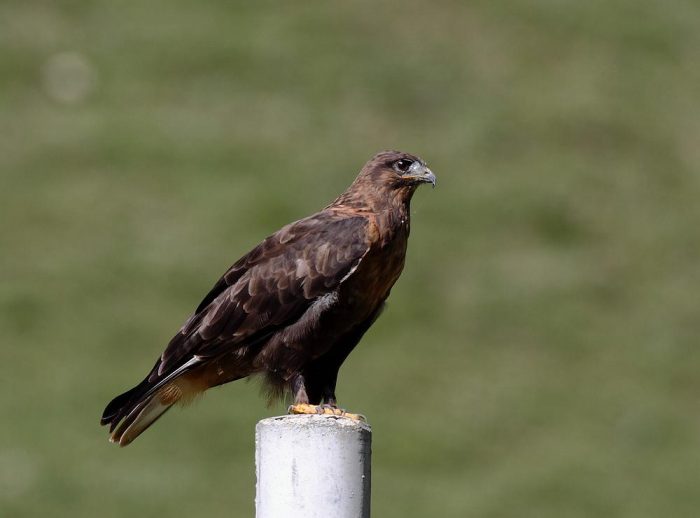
[287, 404, 366, 421]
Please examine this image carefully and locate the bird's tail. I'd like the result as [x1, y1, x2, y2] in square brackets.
[101, 358, 201, 446]
[100, 380, 175, 447]
[105, 392, 174, 447]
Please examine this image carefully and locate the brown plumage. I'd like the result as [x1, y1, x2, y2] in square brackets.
[101, 150, 435, 446]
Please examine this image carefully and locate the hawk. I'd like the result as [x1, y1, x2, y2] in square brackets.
[101, 150, 435, 446]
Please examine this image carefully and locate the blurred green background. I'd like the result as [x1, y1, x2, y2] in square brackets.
[2, 1, 699, 516]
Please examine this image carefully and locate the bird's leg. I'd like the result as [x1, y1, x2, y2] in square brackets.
[287, 373, 365, 421]
[287, 373, 317, 416]
[315, 386, 346, 416]
[291, 373, 310, 404]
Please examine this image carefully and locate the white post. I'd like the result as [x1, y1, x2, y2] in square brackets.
[255, 414, 372, 518]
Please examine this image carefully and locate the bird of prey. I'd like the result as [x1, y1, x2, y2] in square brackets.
[101, 150, 435, 446]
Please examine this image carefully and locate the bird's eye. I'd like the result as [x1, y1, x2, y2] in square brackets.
[394, 159, 413, 173]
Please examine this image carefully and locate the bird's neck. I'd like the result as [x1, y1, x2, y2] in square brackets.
[330, 185, 414, 245]
[331, 184, 414, 214]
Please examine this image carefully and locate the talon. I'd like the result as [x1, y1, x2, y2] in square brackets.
[287, 403, 366, 421]
[318, 404, 343, 416]
[288, 403, 319, 415]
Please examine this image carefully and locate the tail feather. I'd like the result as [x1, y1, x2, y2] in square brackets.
[101, 357, 202, 445]
[110, 394, 175, 447]
[101, 381, 149, 430]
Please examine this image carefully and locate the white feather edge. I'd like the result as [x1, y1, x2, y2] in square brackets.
[338, 246, 370, 284]
[116, 397, 172, 446]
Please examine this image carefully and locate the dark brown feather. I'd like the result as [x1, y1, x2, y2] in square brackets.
[101, 150, 434, 445]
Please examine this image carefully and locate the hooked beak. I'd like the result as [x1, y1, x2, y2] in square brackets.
[406, 161, 436, 188]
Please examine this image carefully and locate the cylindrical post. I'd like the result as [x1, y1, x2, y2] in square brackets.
[255, 414, 372, 518]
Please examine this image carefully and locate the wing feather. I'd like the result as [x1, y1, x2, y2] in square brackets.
[154, 212, 370, 380]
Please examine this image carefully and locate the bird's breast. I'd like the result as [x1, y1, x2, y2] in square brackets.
[340, 227, 408, 315]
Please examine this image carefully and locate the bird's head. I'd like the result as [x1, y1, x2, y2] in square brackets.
[334, 150, 435, 211]
[361, 150, 436, 191]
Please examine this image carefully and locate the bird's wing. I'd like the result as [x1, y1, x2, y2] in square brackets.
[152, 212, 371, 381]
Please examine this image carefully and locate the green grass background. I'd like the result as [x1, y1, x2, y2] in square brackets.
[2, 1, 699, 516]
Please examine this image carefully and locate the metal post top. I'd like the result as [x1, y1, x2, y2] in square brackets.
[256, 414, 372, 434]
